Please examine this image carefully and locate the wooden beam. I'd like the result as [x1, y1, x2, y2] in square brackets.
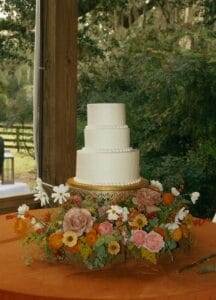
[40, 0, 77, 185]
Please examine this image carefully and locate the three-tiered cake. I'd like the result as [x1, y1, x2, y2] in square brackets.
[73, 103, 141, 187]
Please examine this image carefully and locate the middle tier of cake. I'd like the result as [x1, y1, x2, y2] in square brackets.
[75, 148, 140, 186]
[84, 125, 130, 150]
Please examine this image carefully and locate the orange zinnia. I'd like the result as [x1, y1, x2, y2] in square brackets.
[162, 193, 175, 206]
[68, 242, 80, 254]
[85, 229, 97, 246]
[153, 227, 168, 239]
[49, 232, 64, 250]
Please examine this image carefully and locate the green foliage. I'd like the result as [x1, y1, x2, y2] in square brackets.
[77, 21, 216, 218]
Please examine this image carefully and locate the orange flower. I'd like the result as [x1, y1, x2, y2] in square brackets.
[153, 227, 168, 239]
[14, 218, 28, 236]
[162, 193, 175, 206]
[49, 232, 64, 250]
[172, 227, 182, 241]
[68, 242, 80, 253]
[85, 229, 97, 246]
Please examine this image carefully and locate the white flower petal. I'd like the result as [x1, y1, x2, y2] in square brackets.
[212, 213, 216, 223]
[150, 180, 163, 192]
[191, 192, 200, 204]
[171, 187, 180, 196]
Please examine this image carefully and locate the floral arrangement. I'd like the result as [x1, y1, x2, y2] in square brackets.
[7, 178, 201, 270]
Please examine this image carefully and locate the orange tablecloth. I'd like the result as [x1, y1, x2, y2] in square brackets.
[0, 209, 216, 300]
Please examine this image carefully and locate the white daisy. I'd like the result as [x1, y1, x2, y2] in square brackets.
[51, 184, 70, 205]
[18, 204, 29, 218]
[191, 192, 200, 204]
[150, 180, 163, 192]
[107, 205, 123, 221]
[171, 187, 180, 197]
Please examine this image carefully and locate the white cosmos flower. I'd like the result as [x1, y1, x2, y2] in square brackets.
[107, 205, 123, 221]
[122, 207, 129, 222]
[171, 187, 180, 197]
[150, 180, 163, 192]
[51, 184, 70, 205]
[175, 207, 189, 223]
[191, 192, 200, 204]
[165, 222, 179, 231]
[18, 204, 30, 218]
[34, 191, 50, 207]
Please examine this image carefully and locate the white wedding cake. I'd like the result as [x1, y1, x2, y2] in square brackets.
[74, 103, 141, 186]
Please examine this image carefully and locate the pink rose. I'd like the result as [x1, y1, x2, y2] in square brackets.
[134, 188, 162, 213]
[143, 231, 165, 253]
[130, 230, 148, 248]
[63, 208, 94, 236]
[98, 221, 113, 235]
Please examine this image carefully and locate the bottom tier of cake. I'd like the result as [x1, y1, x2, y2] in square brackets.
[75, 148, 140, 186]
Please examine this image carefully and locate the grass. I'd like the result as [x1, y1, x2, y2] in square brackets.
[10, 149, 36, 190]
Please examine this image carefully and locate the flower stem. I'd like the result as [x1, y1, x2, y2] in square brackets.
[179, 253, 216, 273]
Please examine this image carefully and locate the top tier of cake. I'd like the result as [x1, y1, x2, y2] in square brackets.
[87, 103, 126, 127]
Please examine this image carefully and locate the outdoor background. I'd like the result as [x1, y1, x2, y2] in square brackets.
[0, 0, 215, 218]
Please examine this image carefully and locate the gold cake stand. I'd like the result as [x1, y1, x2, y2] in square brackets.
[66, 177, 149, 199]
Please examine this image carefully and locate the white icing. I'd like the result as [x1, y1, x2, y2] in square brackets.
[75, 103, 141, 187]
[76, 149, 140, 186]
[84, 126, 130, 149]
[87, 103, 125, 126]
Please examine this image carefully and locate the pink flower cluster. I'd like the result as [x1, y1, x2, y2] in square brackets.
[63, 207, 94, 236]
[130, 230, 165, 253]
[133, 188, 162, 213]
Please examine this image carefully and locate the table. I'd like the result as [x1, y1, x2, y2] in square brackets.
[0, 209, 216, 300]
[0, 182, 31, 198]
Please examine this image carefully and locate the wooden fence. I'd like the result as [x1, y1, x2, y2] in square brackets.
[0, 123, 34, 151]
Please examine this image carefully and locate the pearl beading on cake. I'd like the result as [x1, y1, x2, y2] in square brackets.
[82, 147, 132, 153]
[74, 177, 142, 187]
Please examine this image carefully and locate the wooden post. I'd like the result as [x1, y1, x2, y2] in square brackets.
[40, 0, 77, 185]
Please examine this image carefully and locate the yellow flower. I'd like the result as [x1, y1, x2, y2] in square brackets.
[132, 214, 148, 229]
[108, 241, 120, 255]
[79, 243, 92, 260]
[172, 227, 182, 242]
[62, 231, 78, 247]
[141, 247, 157, 265]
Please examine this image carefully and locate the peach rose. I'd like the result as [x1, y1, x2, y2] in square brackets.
[63, 208, 94, 236]
[98, 221, 113, 235]
[143, 231, 165, 253]
[134, 188, 162, 213]
[130, 230, 148, 248]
